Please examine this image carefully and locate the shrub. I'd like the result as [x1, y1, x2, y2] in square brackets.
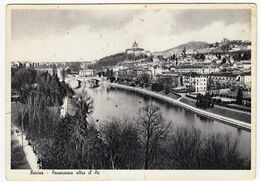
[151, 83, 164, 92]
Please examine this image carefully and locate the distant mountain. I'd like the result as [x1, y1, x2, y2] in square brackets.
[156, 41, 210, 56]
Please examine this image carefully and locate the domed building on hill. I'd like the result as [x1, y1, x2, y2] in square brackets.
[126, 41, 151, 61]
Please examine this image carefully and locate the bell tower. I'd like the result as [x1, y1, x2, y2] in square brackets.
[132, 41, 138, 49]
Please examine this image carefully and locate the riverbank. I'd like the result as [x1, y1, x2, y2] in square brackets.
[103, 82, 251, 131]
[180, 97, 251, 123]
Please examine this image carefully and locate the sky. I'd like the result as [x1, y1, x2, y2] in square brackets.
[10, 8, 251, 62]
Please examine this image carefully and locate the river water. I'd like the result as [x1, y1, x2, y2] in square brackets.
[81, 83, 250, 159]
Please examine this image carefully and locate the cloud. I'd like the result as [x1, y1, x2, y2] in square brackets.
[10, 9, 251, 62]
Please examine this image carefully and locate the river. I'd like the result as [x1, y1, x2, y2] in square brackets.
[77, 82, 251, 159]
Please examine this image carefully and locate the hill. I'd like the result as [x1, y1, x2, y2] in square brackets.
[90, 52, 126, 69]
[156, 41, 210, 56]
[173, 41, 210, 50]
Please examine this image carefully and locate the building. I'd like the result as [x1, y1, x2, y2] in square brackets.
[205, 54, 219, 63]
[149, 65, 162, 76]
[79, 69, 94, 77]
[190, 76, 207, 94]
[11, 62, 20, 68]
[207, 72, 240, 86]
[149, 65, 171, 76]
[180, 73, 207, 94]
[154, 74, 180, 87]
[234, 60, 251, 70]
[118, 69, 133, 78]
[239, 72, 251, 88]
[175, 64, 219, 74]
[36, 67, 54, 75]
[142, 68, 153, 79]
[80, 62, 92, 69]
[207, 73, 240, 83]
[126, 41, 150, 61]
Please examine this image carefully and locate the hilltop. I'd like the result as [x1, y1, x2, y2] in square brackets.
[173, 41, 210, 50]
[155, 41, 210, 56]
[89, 52, 126, 69]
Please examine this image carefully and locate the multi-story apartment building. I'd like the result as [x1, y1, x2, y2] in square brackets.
[207, 73, 240, 86]
[239, 72, 251, 89]
[181, 73, 207, 94]
[175, 64, 219, 74]
[190, 76, 207, 94]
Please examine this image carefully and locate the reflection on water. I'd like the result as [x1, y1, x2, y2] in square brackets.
[196, 114, 214, 122]
[83, 83, 251, 159]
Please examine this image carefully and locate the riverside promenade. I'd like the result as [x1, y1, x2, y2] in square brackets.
[104, 82, 251, 131]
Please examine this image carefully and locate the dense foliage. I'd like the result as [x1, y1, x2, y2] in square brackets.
[12, 66, 74, 106]
[92, 52, 126, 68]
[151, 83, 164, 92]
[232, 50, 251, 61]
[91, 52, 126, 69]
[236, 88, 244, 105]
[195, 93, 214, 109]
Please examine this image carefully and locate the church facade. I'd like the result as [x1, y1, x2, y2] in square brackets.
[125, 41, 151, 61]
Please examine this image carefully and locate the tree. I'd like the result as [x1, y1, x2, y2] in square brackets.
[167, 127, 202, 169]
[105, 69, 110, 77]
[195, 93, 214, 109]
[61, 68, 66, 82]
[42, 92, 104, 169]
[138, 73, 150, 85]
[101, 119, 142, 169]
[200, 133, 249, 169]
[171, 53, 176, 61]
[236, 88, 243, 105]
[69, 62, 81, 72]
[207, 77, 215, 90]
[166, 127, 250, 169]
[11, 68, 36, 91]
[194, 53, 205, 61]
[151, 83, 164, 92]
[109, 76, 116, 83]
[66, 68, 71, 74]
[138, 104, 171, 169]
[182, 47, 186, 57]
[75, 89, 94, 122]
[241, 50, 251, 60]
[158, 77, 173, 94]
[180, 76, 183, 86]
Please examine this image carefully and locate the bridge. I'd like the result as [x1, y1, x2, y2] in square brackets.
[75, 76, 106, 82]
[65, 76, 107, 89]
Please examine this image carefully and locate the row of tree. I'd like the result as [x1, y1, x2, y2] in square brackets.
[12, 66, 75, 156]
[12, 66, 75, 105]
[39, 103, 249, 169]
